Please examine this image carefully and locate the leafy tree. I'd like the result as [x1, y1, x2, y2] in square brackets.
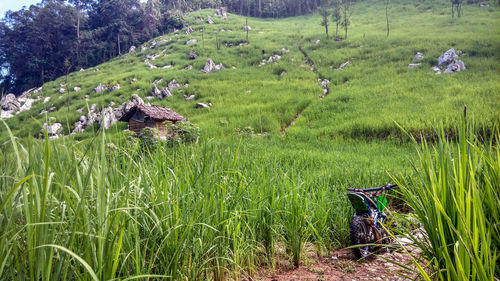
[319, 0, 331, 39]
[340, 0, 353, 40]
[331, 0, 341, 38]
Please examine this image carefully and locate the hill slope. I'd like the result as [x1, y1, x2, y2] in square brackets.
[1, 0, 499, 143]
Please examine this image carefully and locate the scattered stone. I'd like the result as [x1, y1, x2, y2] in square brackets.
[185, 94, 196, 101]
[150, 39, 167, 49]
[41, 122, 63, 139]
[414, 52, 424, 61]
[76, 108, 83, 113]
[131, 77, 137, 83]
[408, 63, 421, 69]
[19, 98, 34, 112]
[336, 60, 350, 70]
[267, 54, 281, 63]
[215, 7, 227, 19]
[48, 106, 56, 112]
[186, 39, 198, 45]
[206, 18, 214, 24]
[1, 110, 14, 119]
[431, 66, 442, 74]
[33, 87, 43, 94]
[444, 60, 466, 73]
[94, 83, 106, 93]
[280, 71, 287, 76]
[438, 48, 458, 67]
[43, 97, 51, 104]
[162, 65, 173, 69]
[185, 27, 193, 35]
[184, 83, 189, 88]
[1, 94, 20, 111]
[315, 40, 320, 45]
[189, 51, 198, 60]
[141, 46, 148, 52]
[79, 68, 85, 72]
[151, 79, 172, 99]
[243, 25, 251, 31]
[334, 37, 343, 41]
[109, 84, 120, 92]
[74, 86, 81, 92]
[59, 88, 65, 94]
[196, 102, 210, 108]
[185, 65, 193, 70]
[129, 46, 136, 53]
[146, 53, 161, 60]
[101, 103, 117, 129]
[319, 79, 330, 96]
[145, 59, 158, 69]
[202, 58, 225, 73]
[93, 68, 100, 72]
[168, 79, 180, 91]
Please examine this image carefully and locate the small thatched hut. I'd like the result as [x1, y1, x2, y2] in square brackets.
[119, 104, 187, 137]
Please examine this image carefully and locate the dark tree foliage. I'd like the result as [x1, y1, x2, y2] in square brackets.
[0, 0, 352, 95]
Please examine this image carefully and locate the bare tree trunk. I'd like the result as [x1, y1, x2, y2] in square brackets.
[246, 17, 249, 41]
[117, 34, 121, 55]
[326, 23, 329, 39]
[258, 0, 262, 17]
[452, 3, 454, 18]
[386, 0, 390, 37]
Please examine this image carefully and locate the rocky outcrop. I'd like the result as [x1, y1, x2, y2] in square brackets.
[151, 79, 172, 99]
[168, 79, 180, 91]
[94, 83, 120, 93]
[94, 83, 106, 93]
[215, 8, 227, 19]
[444, 60, 466, 73]
[438, 48, 458, 67]
[41, 121, 63, 139]
[1, 94, 20, 111]
[434, 48, 466, 74]
[202, 58, 225, 73]
[114, 94, 144, 120]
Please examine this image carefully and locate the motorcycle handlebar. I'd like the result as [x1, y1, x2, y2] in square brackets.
[346, 184, 397, 193]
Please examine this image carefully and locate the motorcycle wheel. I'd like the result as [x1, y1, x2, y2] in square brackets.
[350, 215, 372, 260]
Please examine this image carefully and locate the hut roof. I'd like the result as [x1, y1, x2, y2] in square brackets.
[119, 104, 187, 122]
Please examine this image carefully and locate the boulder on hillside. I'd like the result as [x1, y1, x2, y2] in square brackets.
[408, 63, 421, 69]
[1, 94, 20, 111]
[41, 122, 63, 139]
[109, 84, 120, 92]
[215, 8, 227, 19]
[168, 79, 180, 91]
[186, 39, 198, 45]
[196, 102, 210, 108]
[202, 58, 225, 73]
[94, 83, 106, 93]
[414, 52, 424, 61]
[242, 25, 251, 31]
[100, 103, 117, 130]
[206, 18, 214, 24]
[444, 60, 466, 73]
[185, 27, 193, 35]
[74, 86, 81, 92]
[129, 46, 136, 53]
[185, 94, 196, 101]
[19, 98, 34, 112]
[114, 94, 144, 120]
[437, 48, 458, 67]
[189, 51, 198, 60]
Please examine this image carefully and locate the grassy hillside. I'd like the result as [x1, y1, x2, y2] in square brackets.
[0, 0, 499, 280]
[1, 0, 499, 142]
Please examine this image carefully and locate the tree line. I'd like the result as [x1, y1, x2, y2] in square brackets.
[0, 0, 328, 95]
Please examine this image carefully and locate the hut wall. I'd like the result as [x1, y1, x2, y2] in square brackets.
[154, 121, 168, 137]
[128, 119, 146, 134]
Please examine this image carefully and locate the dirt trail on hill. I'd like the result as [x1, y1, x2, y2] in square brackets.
[254, 246, 423, 281]
[281, 44, 330, 135]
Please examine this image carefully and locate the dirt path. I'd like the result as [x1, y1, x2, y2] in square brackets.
[254, 246, 423, 281]
[281, 44, 331, 135]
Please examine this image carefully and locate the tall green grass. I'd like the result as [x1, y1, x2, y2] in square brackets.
[2, 122, 381, 280]
[394, 123, 499, 280]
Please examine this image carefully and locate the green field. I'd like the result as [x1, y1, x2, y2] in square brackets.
[0, 0, 499, 279]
